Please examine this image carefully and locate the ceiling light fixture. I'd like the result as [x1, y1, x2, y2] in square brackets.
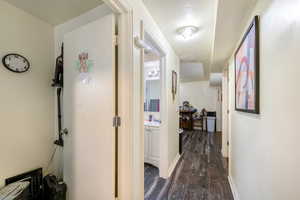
[177, 26, 199, 40]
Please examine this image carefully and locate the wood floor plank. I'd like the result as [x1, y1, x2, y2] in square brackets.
[167, 131, 234, 200]
[144, 131, 234, 200]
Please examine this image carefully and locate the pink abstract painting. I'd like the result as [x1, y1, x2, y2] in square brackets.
[235, 16, 259, 114]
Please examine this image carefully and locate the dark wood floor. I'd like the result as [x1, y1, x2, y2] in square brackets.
[144, 163, 159, 195]
[167, 131, 233, 200]
[144, 131, 234, 200]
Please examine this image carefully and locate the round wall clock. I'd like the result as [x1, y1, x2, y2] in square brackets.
[2, 54, 30, 73]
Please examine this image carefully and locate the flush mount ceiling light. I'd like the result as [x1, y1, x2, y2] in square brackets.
[177, 26, 199, 40]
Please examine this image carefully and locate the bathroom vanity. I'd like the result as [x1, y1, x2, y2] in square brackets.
[144, 58, 161, 168]
[144, 121, 160, 168]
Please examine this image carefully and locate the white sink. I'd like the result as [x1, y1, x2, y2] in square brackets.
[144, 121, 160, 127]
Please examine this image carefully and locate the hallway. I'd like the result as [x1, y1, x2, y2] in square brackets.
[144, 131, 233, 200]
[168, 131, 233, 200]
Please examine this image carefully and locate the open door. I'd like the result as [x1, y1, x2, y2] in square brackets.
[63, 14, 116, 200]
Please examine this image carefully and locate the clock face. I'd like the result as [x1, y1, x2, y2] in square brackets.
[2, 54, 30, 73]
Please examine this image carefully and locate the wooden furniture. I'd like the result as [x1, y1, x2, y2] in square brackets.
[180, 110, 196, 130]
[191, 115, 208, 132]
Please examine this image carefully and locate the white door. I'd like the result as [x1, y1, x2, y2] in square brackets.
[63, 14, 116, 200]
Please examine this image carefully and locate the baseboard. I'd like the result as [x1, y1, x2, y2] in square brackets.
[228, 175, 240, 200]
[168, 153, 181, 177]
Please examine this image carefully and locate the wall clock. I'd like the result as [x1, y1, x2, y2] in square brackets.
[2, 54, 30, 73]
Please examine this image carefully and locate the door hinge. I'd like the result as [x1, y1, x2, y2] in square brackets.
[227, 110, 230, 114]
[113, 35, 119, 46]
[113, 116, 121, 127]
[227, 141, 229, 146]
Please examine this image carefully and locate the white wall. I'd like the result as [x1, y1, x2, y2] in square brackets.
[180, 81, 222, 131]
[228, 0, 300, 199]
[0, 0, 54, 187]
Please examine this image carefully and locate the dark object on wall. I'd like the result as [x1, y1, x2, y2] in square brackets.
[235, 16, 260, 114]
[54, 88, 64, 147]
[52, 44, 65, 147]
[5, 168, 43, 200]
[43, 175, 67, 200]
[2, 54, 30, 73]
[172, 70, 177, 101]
[52, 44, 64, 87]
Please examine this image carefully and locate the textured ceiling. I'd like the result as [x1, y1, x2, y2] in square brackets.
[3, 0, 104, 25]
[143, 0, 218, 80]
[212, 0, 258, 73]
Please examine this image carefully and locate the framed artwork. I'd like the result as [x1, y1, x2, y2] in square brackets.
[172, 70, 177, 101]
[235, 16, 260, 114]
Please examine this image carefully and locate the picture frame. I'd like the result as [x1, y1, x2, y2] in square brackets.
[235, 16, 260, 114]
[172, 70, 177, 101]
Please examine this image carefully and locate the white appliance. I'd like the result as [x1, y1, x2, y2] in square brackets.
[207, 116, 216, 133]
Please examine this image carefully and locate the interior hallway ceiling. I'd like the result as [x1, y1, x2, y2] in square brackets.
[144, 0, 259, 80]
[2, 0, 104, 25]
[144, 0, 218, 80]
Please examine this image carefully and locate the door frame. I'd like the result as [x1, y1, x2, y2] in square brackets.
[103, 0, 134, 200]
[100, 1, 170, 199]
[222, 67, 229, 158]
[143, 31, 168, 178]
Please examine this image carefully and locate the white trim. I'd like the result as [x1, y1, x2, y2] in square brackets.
[221, 69, 229, 158]
[228, 175, 240, 200]
[142, 26, 169, 179]
[103, 0, 134, 200]
[168, 153, 181, 177]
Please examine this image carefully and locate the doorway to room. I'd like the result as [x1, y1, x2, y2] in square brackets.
[141, 31, 167, 199]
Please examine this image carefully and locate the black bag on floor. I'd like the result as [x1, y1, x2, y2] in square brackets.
[43, 175, 67, 200]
